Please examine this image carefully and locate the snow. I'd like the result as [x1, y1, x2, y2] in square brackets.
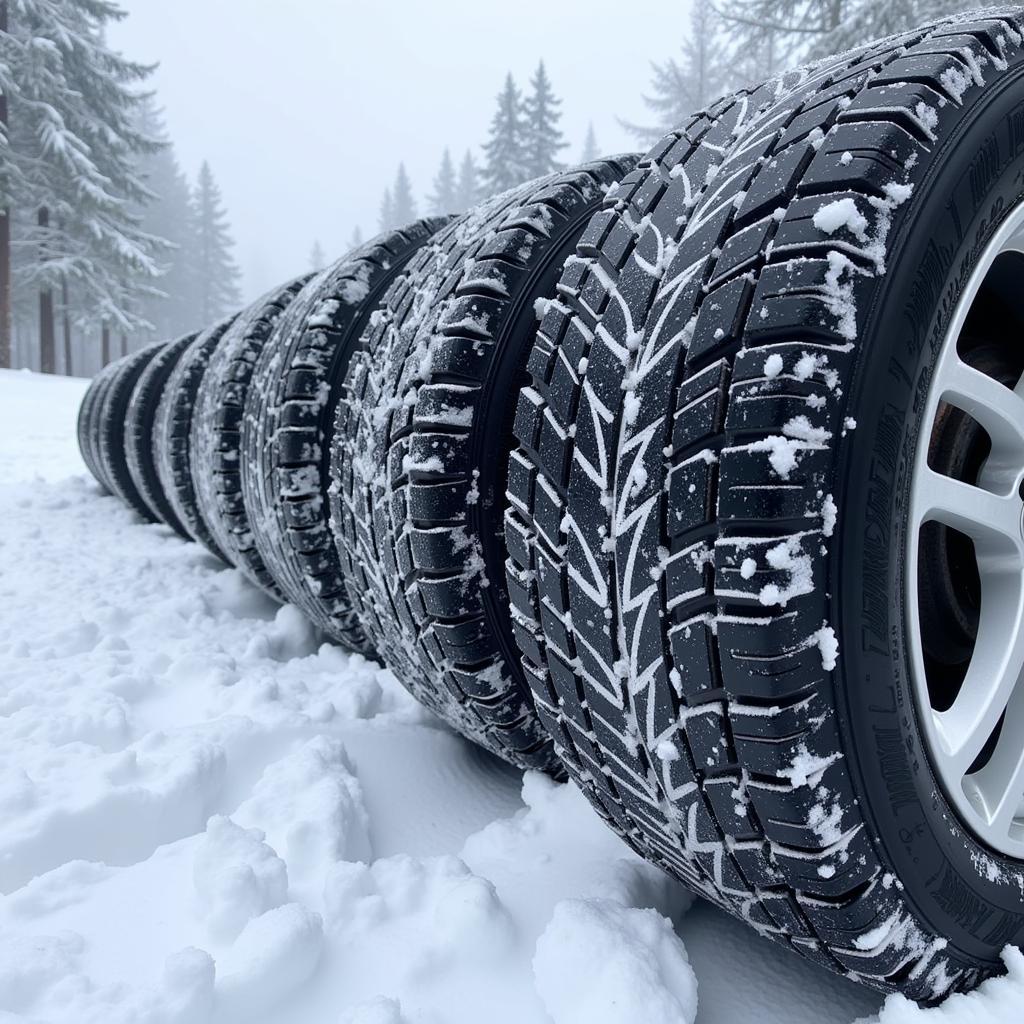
[815, 625, 840, 672]
[534, 900, 698, 1024]
[853, 947, 1024, 1023]
[777, 746, 842, 789]
[193, 816, 290, 941]
[0, 367, 1016, 1023]
[813, 198, 868, 239]
[822, 493, 838, 537]
[733, 433, 825, 479]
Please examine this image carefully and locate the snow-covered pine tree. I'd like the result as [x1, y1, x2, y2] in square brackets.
[392, 163, 417, 225]
[349, 225, 364, 249]
[622, 0, 730, 144]
[134, 97, 200, 341]
[717, 0, 840, 74]
[191, 161, 241, 324]
[813, 0, 961, 58]
[456, 150, 481, 210]
[714, 0, 788, 86]
[580, 122, 600, 163]
[428, 148, 458, 215]
[0, 0, 164, 370]
[309, 240, 326, 272]
[481, 73, 527, 197]
[522, 61, 567, 179]
[718, 1, 962, 66]
[0, 1, 10, 368]
[378, 187, 394, 232]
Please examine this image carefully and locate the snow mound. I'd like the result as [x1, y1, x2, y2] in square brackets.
[193, 816, 289, 941]
[534, 899, 699, 1024]
[216, 902, 325, 1018]
[233, 735, 371, 884]
[854, 947, 1024, 1023]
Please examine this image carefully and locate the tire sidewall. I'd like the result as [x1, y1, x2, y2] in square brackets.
[839, 63, 1024, 965]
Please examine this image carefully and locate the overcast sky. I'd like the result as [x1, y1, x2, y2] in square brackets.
[110, 1, 693, 303]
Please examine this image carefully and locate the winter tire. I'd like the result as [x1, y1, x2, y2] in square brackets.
[77, 360, 122, 491]
[125, 332, 199, 536]
[191, 277, 311, 594]
[505, 11, 1024, 1001]
[97, 342, 166, 518]
[154, 315, 238, 561]
[332, 157, 637, 772]
[243, 220, 449, 654]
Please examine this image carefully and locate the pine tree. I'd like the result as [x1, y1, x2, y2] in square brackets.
[813, 0, 960, 57]
[428, 148, 458, 215]
[392, 163, 417, 226]
[0, 0, 164, 370]
[718, 0, 840, 74]
[349, 225, 364, 249]
[481, 73, 527, 197]
[622, 0, 730, 144]
[0, 1, 10, 368]
[718, 1, 962, 67]
[378, 187, 394, 232]
[580, 122, 600, 163]
[456, 150, 481, 211]
[309, 240, 326, 272]
[134, 97, 199, 340]
[522, 61, 567, 180]
[191, 161, 241, 324]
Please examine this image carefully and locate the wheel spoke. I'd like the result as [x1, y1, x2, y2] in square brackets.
[936, 566, 1024, 776]
[967, 682, 1024, 838]
[914, 467, 1022, 558]
[937, 357, 1024, 465]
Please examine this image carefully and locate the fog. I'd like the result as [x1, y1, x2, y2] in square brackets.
[110, 1, 693, 302]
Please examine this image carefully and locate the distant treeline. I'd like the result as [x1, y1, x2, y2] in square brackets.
[0, 0, 969, 374]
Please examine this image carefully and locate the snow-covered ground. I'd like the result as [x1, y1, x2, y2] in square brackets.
[0, 366, 1020, 1023]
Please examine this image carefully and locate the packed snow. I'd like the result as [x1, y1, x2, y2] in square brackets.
[1, 367, 1022, 1022]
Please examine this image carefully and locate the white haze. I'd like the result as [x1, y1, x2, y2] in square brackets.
[110, 0, 693, 303]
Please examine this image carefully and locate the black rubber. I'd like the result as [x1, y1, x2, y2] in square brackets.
[77, 361, 121, 490]
[244, 220, 449, 653]
[505, 10, 1024, 1002]
[331, 158, 638, 772]
[125, 332, 199, 536]
[97, 342, 166, 518]
[154, 315, 238, 561]
[191, 278, 311, 595]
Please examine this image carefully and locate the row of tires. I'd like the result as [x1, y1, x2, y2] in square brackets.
[77, 9, 1024, 1003]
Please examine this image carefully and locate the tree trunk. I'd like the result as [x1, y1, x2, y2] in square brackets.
[38, 209, 56, 374]
[0, 0, 11, 370]
[101, 323, 111, 367]
[62, 276, 72, 376]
